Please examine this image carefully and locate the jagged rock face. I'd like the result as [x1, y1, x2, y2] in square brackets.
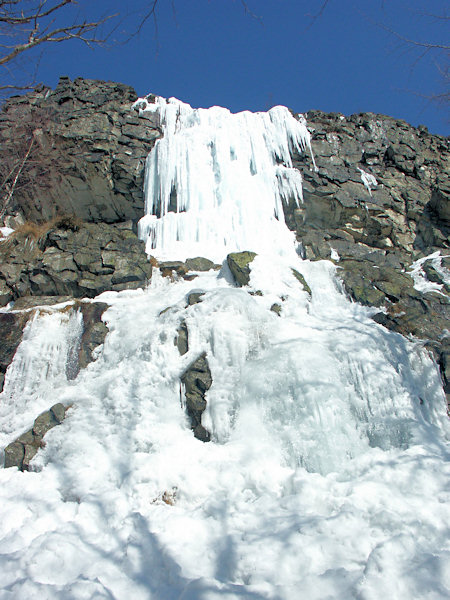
[0, 79, 448, 408]
[0, 221, 152, 302]
[291, 110, 449, 258]
[0, 77, 160, 224]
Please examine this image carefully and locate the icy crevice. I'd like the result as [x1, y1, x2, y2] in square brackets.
[134, 96, 316, 262]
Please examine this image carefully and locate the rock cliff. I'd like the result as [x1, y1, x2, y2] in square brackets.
[0, 76, 448, 414]
[0, 77, 160, 224]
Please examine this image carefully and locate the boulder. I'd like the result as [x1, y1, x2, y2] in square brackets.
[181, 353, 212, 442]
[227, 251, 257, 286]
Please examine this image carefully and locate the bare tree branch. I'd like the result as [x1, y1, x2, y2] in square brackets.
[0, 0, 118, 92]
[379, 22, 449, 51]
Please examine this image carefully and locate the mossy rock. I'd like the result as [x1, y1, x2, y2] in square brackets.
[227, 251, 257, 286]
[291, 269, 312, 295]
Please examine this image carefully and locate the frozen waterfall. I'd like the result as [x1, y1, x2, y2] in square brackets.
[0, 97, 448, 600]
[135, 96, 316, 261]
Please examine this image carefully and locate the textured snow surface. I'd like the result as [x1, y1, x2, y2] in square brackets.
[0, 262, 448, 600]
[0, 99, 449, 599]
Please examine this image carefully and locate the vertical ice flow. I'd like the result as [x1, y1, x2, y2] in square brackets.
[0, 308, 83, 447]
[134, 96, 316, 261]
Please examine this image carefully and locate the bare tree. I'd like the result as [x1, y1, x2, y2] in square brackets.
[381, 15, 449, 106]
[307, 1, 449, 108]
[0, 105, 56, 219]
[0, 0, 124, 93]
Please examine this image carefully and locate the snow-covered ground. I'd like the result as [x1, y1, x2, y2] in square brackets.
[0, 98, 448, 599]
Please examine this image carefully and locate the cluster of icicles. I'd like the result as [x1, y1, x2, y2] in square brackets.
[134, 96, 316, 261]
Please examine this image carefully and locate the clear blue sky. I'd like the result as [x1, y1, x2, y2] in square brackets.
[35, 0, 449, 135]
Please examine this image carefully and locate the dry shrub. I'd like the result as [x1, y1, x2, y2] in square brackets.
[4, 214, 83, 252]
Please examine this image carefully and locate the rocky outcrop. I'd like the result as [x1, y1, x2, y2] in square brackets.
[181, 354, 212, 442]
[4, 403, 67, 470]
[0, 79, 448, 411]
[291, 110, 449, 258]
[0, 77, 161, 225]
[0, 220, 152, 302]
[227, 251, 257, 286]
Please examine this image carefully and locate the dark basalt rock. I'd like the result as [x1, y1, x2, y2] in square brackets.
[181, 353, 212, 442]
[77, 302, 110, 372]
[1, 80, 448, 415]
[0, 77, 161, 225]
[0, 312, 33, 393]
[4, 403, 68, 470]
[286, 110, 449, 410]
[0, 221, 152, 301]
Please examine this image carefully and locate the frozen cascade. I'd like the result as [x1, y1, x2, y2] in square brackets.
[0, 98, 449, 599]
[0, 308, 83, 449]
[135, 96, 316, 261]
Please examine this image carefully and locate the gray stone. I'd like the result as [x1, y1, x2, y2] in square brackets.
[185, 257, 219, 271]
[50, 403, 66, 424]
[4, 442, 25, 469]
[77, 302, 110, 371]
[22, 445, 39, 471]
[187, 292, 204, 306]
[175, 321, 189, 356]
[181, 353, 212, 442]
[33, 410, 59, 438]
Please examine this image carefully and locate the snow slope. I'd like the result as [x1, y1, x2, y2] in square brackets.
[0, 98, 448, 600]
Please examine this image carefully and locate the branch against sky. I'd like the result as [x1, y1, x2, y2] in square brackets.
[0, 0, 117, 92]
[0, 0, 448, 112]
[305, 0, 449, 108]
